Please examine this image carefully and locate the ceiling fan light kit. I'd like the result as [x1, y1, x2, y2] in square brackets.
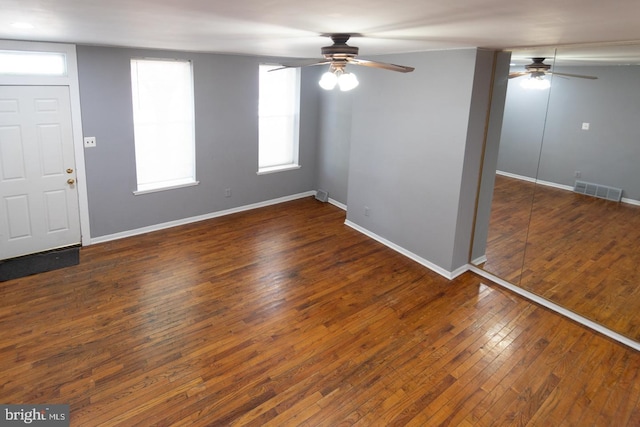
[520, 75, 551, 90]
[318, 70, 339, 89]
[272, 34, 414, 91]
[319, 68, 359, 91]
[337, 72, 359, 91]
[510, 57, 597, 90]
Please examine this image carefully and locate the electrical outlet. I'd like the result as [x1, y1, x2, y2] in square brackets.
[575, 171, 581, 178]
[581, 122, 590, 130]
[364, 206, 370, 217]
[224, 188, 231, 198]
[84, 136, 96, 148]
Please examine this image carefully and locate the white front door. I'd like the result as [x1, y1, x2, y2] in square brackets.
[0, 85, 81, 260]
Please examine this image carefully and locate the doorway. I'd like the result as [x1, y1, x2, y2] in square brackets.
[0, 85, 81, 260]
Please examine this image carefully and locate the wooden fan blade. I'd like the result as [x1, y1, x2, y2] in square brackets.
[548, 72, 598, 80]
[269, 59, 331, 71]
[347, 58, 414, 73]
[508, 72, 529, 79]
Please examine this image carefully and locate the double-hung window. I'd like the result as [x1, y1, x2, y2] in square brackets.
[131, 58, 197, 193]
[258, 65, 300, 173]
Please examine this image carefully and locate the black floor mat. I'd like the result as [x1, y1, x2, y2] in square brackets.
[0, 246, 80, 281]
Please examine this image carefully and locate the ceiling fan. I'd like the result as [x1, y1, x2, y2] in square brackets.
[272, 34, 415, 91]
[509, 57, 597, 80]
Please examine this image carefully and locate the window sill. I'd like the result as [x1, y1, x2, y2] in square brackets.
[133, 180, 199, 195]
[257, 164, 301, 175]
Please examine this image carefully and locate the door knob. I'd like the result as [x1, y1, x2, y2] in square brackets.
[66, 168, 74, 174]
[67, 179, 75, 184]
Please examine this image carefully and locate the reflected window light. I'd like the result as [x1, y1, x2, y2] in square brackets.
[0, 50, 67, 76]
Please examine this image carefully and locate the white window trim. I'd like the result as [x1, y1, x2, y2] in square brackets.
[133, 180, 200, 196]
[130, 58, 197, 193]
[258, 64, 301, 174]
[256, 164, 301, 175]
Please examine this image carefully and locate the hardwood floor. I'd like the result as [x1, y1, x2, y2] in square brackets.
[482, 175, 640, 341]
[481, 176, 536, 284]
[2, 197, 640, 426]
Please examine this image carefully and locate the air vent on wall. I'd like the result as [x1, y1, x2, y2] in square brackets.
[573, 180, 622, 202]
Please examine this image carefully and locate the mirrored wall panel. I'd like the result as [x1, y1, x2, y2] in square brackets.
[472, 49, 556, 284]
[474, 43, 640, 342]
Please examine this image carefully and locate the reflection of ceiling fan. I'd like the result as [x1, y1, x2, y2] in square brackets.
[509, 57, 598, 80]
[273, 34, 415, 91]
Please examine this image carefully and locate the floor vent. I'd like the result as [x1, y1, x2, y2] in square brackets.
[573, 180, 622, 202]
[315, 189, 329, 203]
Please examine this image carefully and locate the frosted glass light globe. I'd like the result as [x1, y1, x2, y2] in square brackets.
[319, 71, 338, 90]
[338, 73, 359, 91]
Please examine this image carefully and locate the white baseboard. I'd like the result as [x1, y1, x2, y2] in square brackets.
[496, 170, 537, 183]
[471, 255, 487, 265]
[534, 178, 573, 192]
[328, 198, 347, 211]
[497, 170, 640, 205]
[88, 186, 640, 351]
[622, 197, 640, 206]
[343, 217, 640, 351]
[90, 191, 315, 245]
[497, 170, 573, 191]
[469, 265, 640, 351]
[344, 220, 465, 280]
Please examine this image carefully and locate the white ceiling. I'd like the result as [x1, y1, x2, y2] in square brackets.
[2, 0, 640, 60]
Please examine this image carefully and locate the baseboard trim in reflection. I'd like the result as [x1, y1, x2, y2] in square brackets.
[471, 255, 487, 265]
[496, 170, 640, 206]
[469, 265, 640, 352]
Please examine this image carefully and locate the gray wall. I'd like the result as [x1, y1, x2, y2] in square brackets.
[346, 48, 499, 273]
[451, 49, 501, 270]
[77, 46, 319, 237]
[496, 78, 550, 179]
[315, 86, 353, 206]
[498, 64, 640, 200]
[471, 52, 512, 262]
[77, 45, 502, 275]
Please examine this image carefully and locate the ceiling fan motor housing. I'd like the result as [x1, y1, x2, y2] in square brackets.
[525, 57, 551, 73]
[322, 34, 359, 58]
[277, 33, 414, 74]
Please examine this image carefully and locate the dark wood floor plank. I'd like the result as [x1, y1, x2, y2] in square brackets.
[1, 197, 639, 426]
[482, 174, 640, 341]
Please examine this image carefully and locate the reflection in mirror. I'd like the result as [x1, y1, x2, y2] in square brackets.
[475, 43, 640, 342]
[520, 44, 640, 341]
[472, 49, 556, 284]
